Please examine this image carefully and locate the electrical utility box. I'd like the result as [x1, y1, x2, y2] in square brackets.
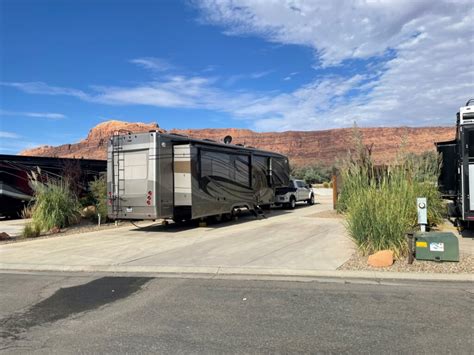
[415, 232, 459, 262]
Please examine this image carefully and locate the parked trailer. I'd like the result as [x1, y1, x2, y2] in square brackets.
[437, 99, 474, 226]
[107, 131, 290, 222]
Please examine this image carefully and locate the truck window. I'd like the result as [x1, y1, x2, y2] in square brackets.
[296, 180, 305, 188]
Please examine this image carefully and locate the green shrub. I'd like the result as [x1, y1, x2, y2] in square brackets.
[291, 164, 333, 184]
[22, 222, 41, 238]
[29, 173, 80, 232]
[323, 182, 329, 188]
[89, 175, 108, 222]
[339, 130, 444, 258]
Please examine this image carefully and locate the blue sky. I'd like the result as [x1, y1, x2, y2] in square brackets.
[1, 0, 473, 154]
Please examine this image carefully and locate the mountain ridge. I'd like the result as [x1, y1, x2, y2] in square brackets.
[20, 120, 456, 166]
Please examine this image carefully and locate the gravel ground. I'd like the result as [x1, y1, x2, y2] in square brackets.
[0, 219, 151, 245]
[339, 252, 474, 274]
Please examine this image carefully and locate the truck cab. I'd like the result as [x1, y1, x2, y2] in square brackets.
[275, 179, 315, 209]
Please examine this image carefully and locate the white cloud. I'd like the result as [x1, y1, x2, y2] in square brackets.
[1, 81, 88, 99]
[0, 109, 66, 119]
[224, 70, 273, 86]
[193, 0, 474, 129]
[0, 130, 21, 139]
[130, 57, 174, 72]
[196, 0, 470, 66]
[3, 0, 473, 132]
[1, 76, 256, 113]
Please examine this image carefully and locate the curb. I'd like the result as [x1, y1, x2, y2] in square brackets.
[0, 264, 472, 282]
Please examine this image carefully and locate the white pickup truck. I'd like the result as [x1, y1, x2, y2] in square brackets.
[275, 179, 315, 209]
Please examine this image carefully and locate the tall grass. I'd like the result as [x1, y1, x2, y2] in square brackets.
[89, 175, 108, 221]
[29, 171, 80, 232]
[339, 132, 444, 257]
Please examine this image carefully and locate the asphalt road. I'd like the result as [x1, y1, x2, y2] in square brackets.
[0, 273, 472, 354]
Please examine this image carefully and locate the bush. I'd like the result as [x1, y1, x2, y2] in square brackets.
[89, 175, 108, 222]
[21, 205, 33, 219]
[22, 222, 41, 238]
[323, 182, 330, 188]
[291, 164, 333, 184]
[339, 130, 444, 258]
[29, 172, 80, 232]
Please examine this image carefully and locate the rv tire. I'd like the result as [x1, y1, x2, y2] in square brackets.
[287, 196, 296, 209]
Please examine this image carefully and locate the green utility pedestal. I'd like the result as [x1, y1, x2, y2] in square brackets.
[415, 232, 459, 262]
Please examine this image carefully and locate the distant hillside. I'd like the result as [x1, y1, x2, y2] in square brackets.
[20, 120, 455, 166]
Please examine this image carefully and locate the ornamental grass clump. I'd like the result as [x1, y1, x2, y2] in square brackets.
[339, 131, 444, 258]
[28, 170, 81, 232]
[89, 175, 108, 222]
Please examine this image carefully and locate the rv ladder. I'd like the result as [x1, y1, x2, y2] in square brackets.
[111, 134, 125, 217]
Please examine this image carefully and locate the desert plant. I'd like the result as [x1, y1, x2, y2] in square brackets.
[89, 174, 108, 222]
[21, 205, 34, 219]
[29, 171, 81, 231]
[339, 128, 444, 257]
[22, 222, 41, 238]
[323, 181, 329, 188]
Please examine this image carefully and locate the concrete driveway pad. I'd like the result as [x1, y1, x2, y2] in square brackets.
[0, 196, 354, 273]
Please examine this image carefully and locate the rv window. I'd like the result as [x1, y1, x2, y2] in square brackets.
[212, 152, 231, 179]
[271, 157, 290, 187]
[234, 155, 250, 187]
[200, 151, 231, 180]
[253, 156, 269, 187]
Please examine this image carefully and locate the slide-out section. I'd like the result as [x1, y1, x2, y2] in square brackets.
[173, 144, 192, 206]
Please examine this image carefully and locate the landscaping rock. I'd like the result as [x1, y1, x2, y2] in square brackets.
[367, 250, 394, 267]
[0, 232, 11, 240]
[50, 226, 61, 234]
[82, 205, 97, 218]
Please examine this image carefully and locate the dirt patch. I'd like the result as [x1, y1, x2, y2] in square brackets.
[306, 210, 343, 219]
[339, 253, 474, 274]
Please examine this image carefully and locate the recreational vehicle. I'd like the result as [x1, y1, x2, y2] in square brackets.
[437, 99, 474, 226]
[107, 131, 290, 222]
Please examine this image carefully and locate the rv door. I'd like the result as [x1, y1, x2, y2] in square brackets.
[463, 128, 474, 213]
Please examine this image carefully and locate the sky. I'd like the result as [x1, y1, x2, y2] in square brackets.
[0, 0, 473, 154]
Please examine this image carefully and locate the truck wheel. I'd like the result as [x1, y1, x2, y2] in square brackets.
[307, 194, 315, 205]
[288, 196, 296, 209]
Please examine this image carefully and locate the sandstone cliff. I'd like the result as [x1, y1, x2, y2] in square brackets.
[20, 120, 455, 166]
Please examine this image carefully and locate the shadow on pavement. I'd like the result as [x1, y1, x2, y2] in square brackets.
[129, 204, 317, 234]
